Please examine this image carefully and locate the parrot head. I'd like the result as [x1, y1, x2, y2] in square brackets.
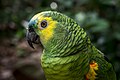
[26, 11, 67, 50]
[26, 11, 88, 56]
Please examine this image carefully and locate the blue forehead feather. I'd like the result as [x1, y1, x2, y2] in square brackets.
[28, 19, 38, 28]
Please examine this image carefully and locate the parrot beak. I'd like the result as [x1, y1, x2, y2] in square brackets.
[26, 27, 40, 49]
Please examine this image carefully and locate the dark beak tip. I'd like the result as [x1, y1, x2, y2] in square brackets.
[30, 44, 35, 49]
[27, 40, 35, 49]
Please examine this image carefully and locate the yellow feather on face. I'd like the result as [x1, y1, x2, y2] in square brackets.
[38, 17, 57, 44]
[30, 13, 57, 44]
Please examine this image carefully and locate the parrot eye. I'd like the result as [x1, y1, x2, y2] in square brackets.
[40, 20, 48, 29]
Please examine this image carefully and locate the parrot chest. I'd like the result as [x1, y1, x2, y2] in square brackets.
[41, 53, 89, 80]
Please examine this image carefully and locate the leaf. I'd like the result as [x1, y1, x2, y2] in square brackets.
[90, 19, 109, 32]
[114, 32, 120, 40]
[99, 0, 117, 5]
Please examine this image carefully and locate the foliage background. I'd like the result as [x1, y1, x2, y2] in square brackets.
[0, 0, 120, 80]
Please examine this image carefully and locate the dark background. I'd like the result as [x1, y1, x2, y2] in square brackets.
[0, 0, 120, 80]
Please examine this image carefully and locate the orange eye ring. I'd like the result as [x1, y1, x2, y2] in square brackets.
[40, 20, 48, 29]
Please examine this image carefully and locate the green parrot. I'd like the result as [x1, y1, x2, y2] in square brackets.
[26, 11, 116, 80]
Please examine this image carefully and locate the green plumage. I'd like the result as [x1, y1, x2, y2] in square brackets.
[27, 11, 116, 80]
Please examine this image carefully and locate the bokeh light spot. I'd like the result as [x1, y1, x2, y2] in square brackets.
[50, 2, 58, 10]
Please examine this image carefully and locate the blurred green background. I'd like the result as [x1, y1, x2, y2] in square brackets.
[0, 0, 120, 80]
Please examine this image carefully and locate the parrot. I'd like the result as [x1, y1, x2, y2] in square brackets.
[26, 11, 116, 80]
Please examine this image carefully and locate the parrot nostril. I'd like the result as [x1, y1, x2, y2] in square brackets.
[28, 27, 34, 32]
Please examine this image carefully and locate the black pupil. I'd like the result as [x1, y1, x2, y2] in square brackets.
[41, 21, 47, 28]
